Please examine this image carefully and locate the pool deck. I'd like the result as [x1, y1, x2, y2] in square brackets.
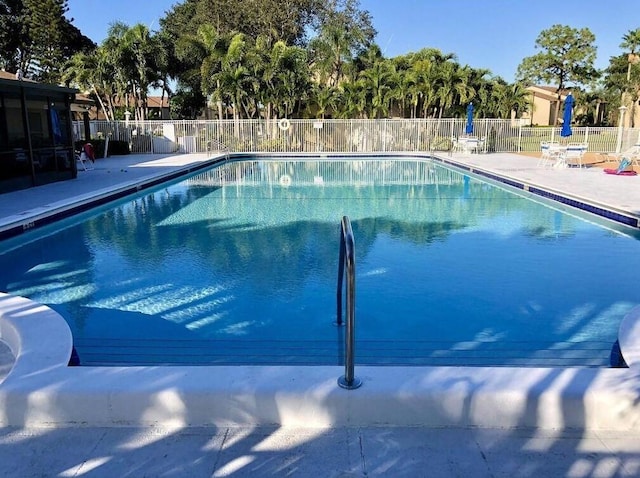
[2, 151, 640, 477]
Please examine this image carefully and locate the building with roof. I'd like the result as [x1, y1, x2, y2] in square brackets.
[0, 71, 81, 193]
[522, 85, 610, 126]
[87, 95, 171, 120]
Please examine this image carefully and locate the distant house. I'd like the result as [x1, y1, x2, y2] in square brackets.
[89, 95, 171, 120]
[147, 96, 171, 119]
[72, 93, 95, 120]
[520, 86, 570, 126]
[522, 85, 609, 126]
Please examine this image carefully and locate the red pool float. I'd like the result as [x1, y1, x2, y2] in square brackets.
[604, 168, 637, 176]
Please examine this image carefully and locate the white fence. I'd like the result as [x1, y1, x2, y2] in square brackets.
[73, 119, 640, 156]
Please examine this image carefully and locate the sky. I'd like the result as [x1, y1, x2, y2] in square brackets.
[66, 0, 639, 83]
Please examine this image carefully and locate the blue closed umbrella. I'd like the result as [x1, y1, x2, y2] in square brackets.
[560, 93, 573, 137]
[465, 103, 474, 134]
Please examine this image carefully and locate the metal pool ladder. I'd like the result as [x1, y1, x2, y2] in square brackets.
[206, 139, 230, 162]
[336, 216, 362, 390]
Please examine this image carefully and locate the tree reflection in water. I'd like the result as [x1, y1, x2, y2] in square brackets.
[2, 159, 640, 366]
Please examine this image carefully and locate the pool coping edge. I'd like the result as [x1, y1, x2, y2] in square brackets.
[1, 292, 639, 430]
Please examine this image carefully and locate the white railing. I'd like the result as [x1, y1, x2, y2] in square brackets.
[73, 119, 640, 155]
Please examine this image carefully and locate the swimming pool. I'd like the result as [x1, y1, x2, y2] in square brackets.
[1, 157, 639, 367]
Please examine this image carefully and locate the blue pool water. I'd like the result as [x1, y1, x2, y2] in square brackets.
[1, 158, 639, 367]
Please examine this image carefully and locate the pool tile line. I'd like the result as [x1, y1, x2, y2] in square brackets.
[0, 148, 638, 265]
[433, 155, 640, 230]
[529, 187, 639, 228]
[3, 151, 638, 239]
[236, 149, 638, 232]
[0, 156, 226, 242]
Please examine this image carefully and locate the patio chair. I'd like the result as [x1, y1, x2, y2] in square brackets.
[461, 136, 481, 155]
[602, 144, 640, 168]
[628, 144, 640, 168]
[75, 143, 95, 171]
[538, 141, 561, 167]
[451, 137, 464, 153]
[564, 143, 588, 169]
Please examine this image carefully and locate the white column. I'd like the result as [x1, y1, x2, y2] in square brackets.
[616, 106, 628, 153]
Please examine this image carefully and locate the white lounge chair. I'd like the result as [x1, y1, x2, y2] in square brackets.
[76, 150, 94, 171]
[563, 143, 588, 169]
[600, 144, 640, 169]
[453, 136, 483, 155]
[539, 141, 561, 167]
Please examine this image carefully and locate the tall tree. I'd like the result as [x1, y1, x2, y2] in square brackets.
[26, 0, 68, 81]
[435, 61, 465, 119]
[620, 28, 640, 82]
[0, 0, 28, 73]
[215, 33, 252, 120]
[161, 0, 372, 117]
[308, 0, 375, 87]
[64, 22, 166, 121]
[516, 24, 599, 125]
[359, 58, 395, 118]
[271, 44, 309, 118]
[336, 80, 366, 118]
[308, 84, 337, 119]
[619, 28, 640, 126]
[122, 23, 167, 120]
[161, 0, 326, 46]
[63, 46, 118, 120]
[0, 0, 93, 81]
[175, 23, 229, 119]
[413, 57, 439, 119]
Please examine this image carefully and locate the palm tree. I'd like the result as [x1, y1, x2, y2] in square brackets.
[454, 66, 476, 113]
[435, 61, 462, 119]
[309, 22, 351, 87]
[175, 24, 230, 119]
[410, 58, 438, 119]
[389, 65, 415, 118]
[63, 50, 114, 121]
[620, 29, 640, 82]
[492, 82, 531, 120]
[63, 37, 133, 122]
[336, 80, 367, 118]
[215, 33, 252, 120]
[102, 22, 133, 117]
[308, 4, 374, 88]
[620, 28, 640, 126]
[309, 84, 338, 119]
[472, 80, 494, 118]
[359, 59, 396, 118]
[575, 89, 606, 125]
[273, 45, 309, 118]
[261, 40, 289, 121]
[123, 23, 163, 121]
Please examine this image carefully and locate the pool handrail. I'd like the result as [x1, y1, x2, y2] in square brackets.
[206, 139, 230, 161]
[336, 216, 362, 390]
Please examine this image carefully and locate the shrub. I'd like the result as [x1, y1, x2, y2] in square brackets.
[109, 140, 130, 155]
[75, 139, 130, 157]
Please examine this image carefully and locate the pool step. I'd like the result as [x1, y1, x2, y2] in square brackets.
[73, 337, 615, 367]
